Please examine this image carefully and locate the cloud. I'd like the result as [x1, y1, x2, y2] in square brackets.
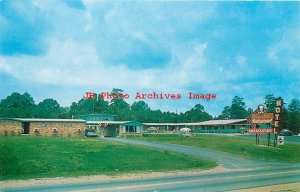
[0, 57, 11, 73]
[268, 27, 300, 75]
[0, 1, 299, 116]
[0, 0, 50, 55]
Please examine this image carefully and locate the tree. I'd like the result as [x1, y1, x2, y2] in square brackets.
[218, 106, 231, 119]
[264, 94, 277, 113]
[32, 98, 66, 118]
[184, 104, 212, 122]
[287, 98, 300, 134]
[217, 96, 250, 119]
[0, 92, 35, 117]
[288, 98, 300, 113]
[68, 96, 109, 118]
[108, 89, 130, 120]
[131, 101, 151, 122]
[230, 96, 248, 119]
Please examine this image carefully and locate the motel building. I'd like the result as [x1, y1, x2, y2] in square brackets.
[143, 119, 250, 134]
[0, 114, 145, 137]
[1, 114, 253, 137]
[0, 118, 86, 137]
[79, 114, 144, 137]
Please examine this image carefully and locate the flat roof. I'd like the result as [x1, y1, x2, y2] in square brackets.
[0, 118, 86, 123]
[78, 114, 117, 117]
[0, 118, 248, 126]
[144, 119, 248, 126]
[86, 121, 142, 126]
[86, 121, 129, 125]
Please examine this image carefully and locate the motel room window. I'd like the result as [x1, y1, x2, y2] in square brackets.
[126, 126, 136, 133]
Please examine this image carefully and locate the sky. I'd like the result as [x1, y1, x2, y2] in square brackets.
[0, 0, 299, 116]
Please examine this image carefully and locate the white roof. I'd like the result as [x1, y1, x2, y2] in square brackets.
[186, 119, 247, 126]
[143, 123, 182, 126]
[14, 118, 86, 123]
[144, 119, 247, 126]
[86, 121, 130, 125]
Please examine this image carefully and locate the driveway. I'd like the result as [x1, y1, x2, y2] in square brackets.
[103, 137, 287, 169]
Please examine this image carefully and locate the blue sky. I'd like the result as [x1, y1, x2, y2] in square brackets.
[0, 0, 299, 116]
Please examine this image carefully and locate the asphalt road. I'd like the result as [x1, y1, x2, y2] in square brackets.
[2, 138, 300, 192]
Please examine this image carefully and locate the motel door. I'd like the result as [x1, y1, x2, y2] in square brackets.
[22, 122, 30, 134]
[109, 127, 117, 137]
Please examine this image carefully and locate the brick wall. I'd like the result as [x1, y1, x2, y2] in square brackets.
[29, 122, 86, 137]
[0, 120, 86, 137]
[0, 120, 22, 136]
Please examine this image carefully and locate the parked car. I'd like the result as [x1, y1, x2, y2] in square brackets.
[85, 131, 98, 137]
[279, 129, 293, 136]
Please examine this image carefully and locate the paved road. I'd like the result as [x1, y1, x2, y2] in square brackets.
[2, 165, 300, 192]
[2, 138, 300, 192]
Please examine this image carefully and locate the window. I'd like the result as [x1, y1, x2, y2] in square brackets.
[44, 123, 48, 128]
[126, 126, 136, 133]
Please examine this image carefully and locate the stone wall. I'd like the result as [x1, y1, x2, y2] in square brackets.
[29, 122, 86, 137]
[0, 120, 86, 137]
[0, 120, 22, 136]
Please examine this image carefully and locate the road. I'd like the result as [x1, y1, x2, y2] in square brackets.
[103, 138, 285, 169]
[1, 138, 300, 192]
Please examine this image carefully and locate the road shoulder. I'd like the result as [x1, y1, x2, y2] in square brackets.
[230, 182, 300, 192]
[0, 165, 230, 189]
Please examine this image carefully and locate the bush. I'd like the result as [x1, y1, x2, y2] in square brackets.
[52, 131, 58, 137]
[34, 131, 41, 136]
[11, 130, 16, 136]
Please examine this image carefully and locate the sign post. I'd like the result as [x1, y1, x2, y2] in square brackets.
[248, 99, 284, 147]
[277, 136, 284, 145]
[247, 104, 274, 146]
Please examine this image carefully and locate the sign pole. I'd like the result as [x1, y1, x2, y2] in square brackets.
[274, 98, 283, 148]
[267, 134, 270, 147]
[256, 134, 258, 145]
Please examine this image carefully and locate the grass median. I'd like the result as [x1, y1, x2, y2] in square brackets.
[136, 134, 300, 163]
[0, 136, 216, 180]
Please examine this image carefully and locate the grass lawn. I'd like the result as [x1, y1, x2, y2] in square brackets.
[137, 134, 300, 163]
[0, 136, 216, 180]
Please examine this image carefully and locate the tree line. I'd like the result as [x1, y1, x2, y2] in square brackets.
[0, 89, 299, 134]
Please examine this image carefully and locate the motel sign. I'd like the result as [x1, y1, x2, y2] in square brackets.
[247, 98, 283, 135]
[274, 99, 283, 134]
